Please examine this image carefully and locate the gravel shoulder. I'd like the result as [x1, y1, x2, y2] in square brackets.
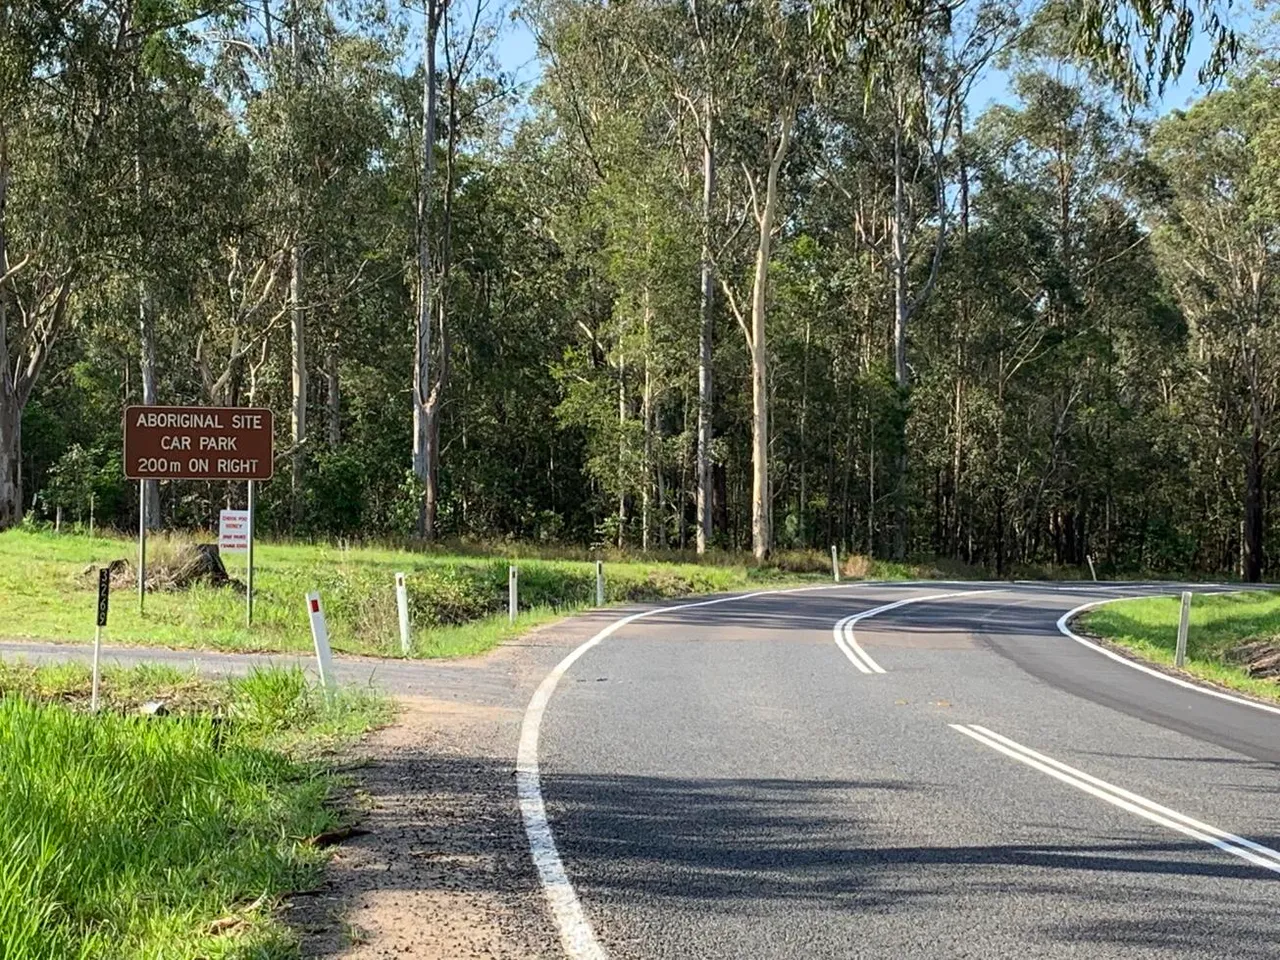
[0, 609, 631, 958]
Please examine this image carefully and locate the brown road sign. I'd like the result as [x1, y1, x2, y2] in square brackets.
[124, 406, 274, 480]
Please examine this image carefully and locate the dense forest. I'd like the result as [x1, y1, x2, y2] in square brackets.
[3, 0, 1276, 578]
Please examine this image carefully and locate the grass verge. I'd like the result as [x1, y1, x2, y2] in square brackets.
[1079, 591, 1280, 704]
[1, 528, 959, 658]
[0, 661, 391, 958]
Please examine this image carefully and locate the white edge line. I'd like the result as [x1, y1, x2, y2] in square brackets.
[967, 724, 1280, 863]
[1056, 593, 1280, 718]
[950, 723, 1280, 876]
[518, 580, 940, 958]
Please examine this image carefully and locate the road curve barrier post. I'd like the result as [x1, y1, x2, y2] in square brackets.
[1086, 554, 1097, 581]
[509, 564, 518, 623]
[306, 591, 336, 701]
[1175, 591, 1192, 667]
[395, 572, 411, 656]
[595, 560, 605, 605]
[831, 545, 840, 583]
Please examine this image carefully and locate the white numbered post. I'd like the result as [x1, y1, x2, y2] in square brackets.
[509, 564, 518, 623]
[395, 572, 411, 656]
[306, 591, 336, 700]
[91, 568, 109, 713]
[1175, 591, 1192, 667]
[595, 560, 605, 606]
[1086, 554, 1097, 582]
[831, 545, 840, 583]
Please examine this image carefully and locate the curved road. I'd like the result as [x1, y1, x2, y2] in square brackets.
[529, 583, 1280, 959]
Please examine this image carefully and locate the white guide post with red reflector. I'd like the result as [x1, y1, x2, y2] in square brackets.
[395, 572, 411, 656]
[306, 591, 336, 700]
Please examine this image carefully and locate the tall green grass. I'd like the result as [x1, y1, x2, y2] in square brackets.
[0, 528, 954, 658]
[0, 664, 389, 958]
[1080, 591, 1280, 703]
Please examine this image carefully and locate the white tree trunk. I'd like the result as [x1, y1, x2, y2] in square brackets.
[290, 243, 306, 495]
[747, 109, 794, 562]
[642, 287, 652, 553]
[696, 105, 715, 554]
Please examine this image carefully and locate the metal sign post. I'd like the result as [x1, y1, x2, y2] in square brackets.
[395, 572, 411, 655]
[92, 568, 110, 712]
[138, 481, 146, 614]
[246, 480, 255, 627]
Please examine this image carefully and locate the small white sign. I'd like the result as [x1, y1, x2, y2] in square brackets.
[219, 509, 250, 553]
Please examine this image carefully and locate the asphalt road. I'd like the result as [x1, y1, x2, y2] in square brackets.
[532, 583, 1280, 959]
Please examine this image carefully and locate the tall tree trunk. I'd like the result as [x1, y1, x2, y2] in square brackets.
[288, 0, 306, 506]
[133, 62, 160, 529]
[0, 390, 19, 529]
[696, 105, 715, 554]
[413, 2, 439, 538]
[890, 111, 910, 560]
[423, 66, 458, 542]
[325, 344, 340, 448]
[617, 343, 627, 548]
[0, 114, 14, 526]
[642, 288, 652, 553]
[290, 244, 306, 497]
[1244, 424, 1264, 583]
[746, 108, 794, 562]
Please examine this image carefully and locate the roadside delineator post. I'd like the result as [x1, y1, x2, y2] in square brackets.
[1086, 554, 1097, 582]
[1175, 591, 1192, 667]
[91, 568, 109, 712]
[88, 493, 94, 538]
[395, 572, 411, 656]
[306, 591, 336, 701]
[509, 565, 518, 623]
[831, 545, 840, 583]
[55, 505, 62, 534]
[595, 560, 605, 606]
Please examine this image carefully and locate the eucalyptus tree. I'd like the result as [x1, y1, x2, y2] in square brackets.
[1149, 65, 1280, 581]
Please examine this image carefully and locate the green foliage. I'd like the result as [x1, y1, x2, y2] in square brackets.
[1082, 591, 1280, 702]
[0, 664, 388, 958]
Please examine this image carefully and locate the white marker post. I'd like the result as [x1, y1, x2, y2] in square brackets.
[306, 591, 336, 701]
[1175, 591, 1192, 667]
[831, 545, 840, 583]
[55, 505, 62, 533]
[595, 560, 605, 606]
[509, 564, 518, 623]
[395, 572, 411, 656]
[1086, 554, 1097, 582]
[88, 493, 94, 538]
[91, 567, 109, 712]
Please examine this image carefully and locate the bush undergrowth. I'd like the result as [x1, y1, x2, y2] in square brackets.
[0, 662, 389, 958]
